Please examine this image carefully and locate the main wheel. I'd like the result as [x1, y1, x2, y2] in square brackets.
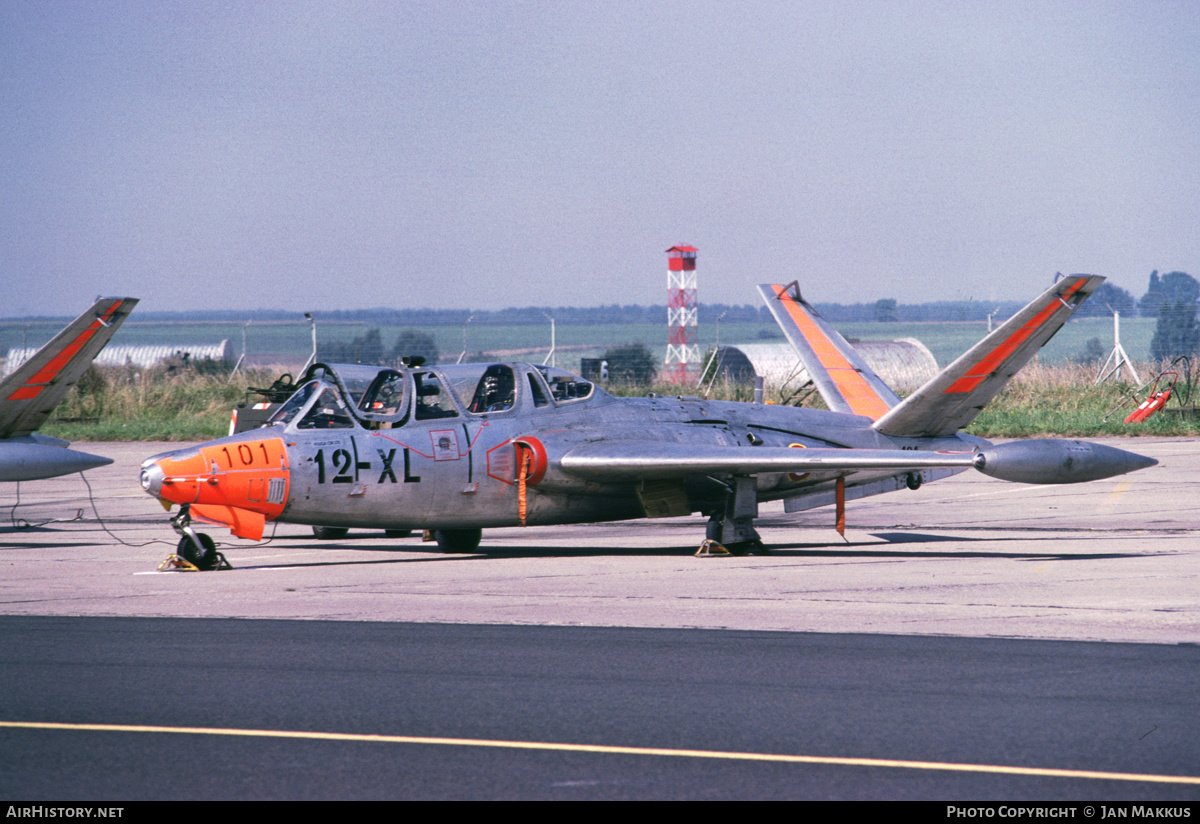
[312, 526, 349, 540]
[177, 533, 218, 571]
[434, 528, 482, 553]
[385, 529, 413, 539]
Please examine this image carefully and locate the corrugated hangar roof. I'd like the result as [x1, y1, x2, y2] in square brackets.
[706, 338, 938, 398]
[3, 341, 228, 376]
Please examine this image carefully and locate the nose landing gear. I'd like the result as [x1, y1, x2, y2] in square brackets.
[159, 504, 231, 571]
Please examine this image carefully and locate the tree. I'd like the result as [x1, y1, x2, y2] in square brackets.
[391, 330, 439, 365]
[1151, 299, 1200, 361]
[602, 343, 657, 385]
[1144, 271, 1200, 360]
[322, 328, 386, 364]
[873, 298, 898, 323]
[1075, 337, 1106, 364]
[1139, 270, 1163, 317]
[1140, 270, 1197, 318]
[1074, 282, 1136, 318]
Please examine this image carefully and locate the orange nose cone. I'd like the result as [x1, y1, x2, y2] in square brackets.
[140, 438, 291, 518]
[139, 450, 208, 505]
[141, 438, 291, 543]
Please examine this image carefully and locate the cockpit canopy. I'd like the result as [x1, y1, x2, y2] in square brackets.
[266, 362, 600, 431]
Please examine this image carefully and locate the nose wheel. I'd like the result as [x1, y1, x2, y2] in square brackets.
[161, 505, 231, 571]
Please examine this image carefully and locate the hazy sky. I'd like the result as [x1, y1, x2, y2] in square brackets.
[3, 1, 1198, 316]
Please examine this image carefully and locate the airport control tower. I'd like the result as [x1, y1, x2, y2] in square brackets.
[665, 245, 699, 384]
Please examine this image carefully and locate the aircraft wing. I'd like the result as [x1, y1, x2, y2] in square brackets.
[872, 275, 1103, 438]
[758, 283, 900, 420]
[559, 437, 1153, 486]
[0, 297, 138, 439]
[558, 442, 976, 482]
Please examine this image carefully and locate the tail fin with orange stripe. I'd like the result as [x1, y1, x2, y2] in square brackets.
[758, 282, 899, 420]
[872, 275, 1104, 438]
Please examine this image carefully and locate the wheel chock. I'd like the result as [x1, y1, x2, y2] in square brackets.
[156, 552, 233, 572]
[695, 539, 731, 557]
[158, 554, 199, 572]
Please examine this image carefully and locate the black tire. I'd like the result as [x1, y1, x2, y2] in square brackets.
[434, 528, 482, 553]
[385, 529, 413, 539]
[312, 526, 349, 540]
[177, 533, 218, 571]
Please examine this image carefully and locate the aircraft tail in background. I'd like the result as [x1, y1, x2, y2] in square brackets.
[758, 282, 900, 420]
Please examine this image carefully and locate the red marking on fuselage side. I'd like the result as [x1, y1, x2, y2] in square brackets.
[486, 440, 517, 485]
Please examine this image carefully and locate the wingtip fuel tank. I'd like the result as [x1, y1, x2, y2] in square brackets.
[0, 439, 113, 482]
[973, 439, 1157, 485]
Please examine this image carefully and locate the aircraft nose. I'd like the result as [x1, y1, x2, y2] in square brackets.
[139, 460, 165, 498]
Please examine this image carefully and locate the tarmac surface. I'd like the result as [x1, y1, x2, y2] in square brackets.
[0, 439, 1195, 643]
[1, 438, 1197, 800]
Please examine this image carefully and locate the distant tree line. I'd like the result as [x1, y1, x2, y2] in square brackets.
[116, 273, 1200, 359]
[123, 298, 1123, 327]
[320, 329, 440, 366]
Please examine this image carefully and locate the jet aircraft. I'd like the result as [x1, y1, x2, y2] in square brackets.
[139, 276, 1154, 569]
[1, 297, 138, 482]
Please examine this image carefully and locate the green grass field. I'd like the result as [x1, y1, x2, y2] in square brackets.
[5, 310, 1190, 442]
[33, 357, 1198, 444]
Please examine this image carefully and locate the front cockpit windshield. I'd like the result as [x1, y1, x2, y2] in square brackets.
[266, 380, 355, 430]
[296, 385, 355, 429]
[303, 364, 386, 406]
[267, 380, 321, 428]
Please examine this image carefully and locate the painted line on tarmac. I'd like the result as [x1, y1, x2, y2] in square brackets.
[3, 720, 1198, 786]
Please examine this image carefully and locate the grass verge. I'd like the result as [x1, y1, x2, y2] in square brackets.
[38, 361, 1200, 442]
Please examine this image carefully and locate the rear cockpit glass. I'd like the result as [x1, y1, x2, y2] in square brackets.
[444, 364, 517, 414]
[528, 372, 550, 407]
[414, 372, 458, 420]
[466, 364, 516, 413]
[536, 366, 594, 403]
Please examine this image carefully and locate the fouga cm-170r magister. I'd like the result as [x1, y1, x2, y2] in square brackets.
[140, 276, 1156, 569]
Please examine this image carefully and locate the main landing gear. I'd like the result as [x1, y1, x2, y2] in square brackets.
[312, 526, 414, 539]
[696, 477, 766, 557]
[160, 504, 230, 571]
[432, 528, 482, 553]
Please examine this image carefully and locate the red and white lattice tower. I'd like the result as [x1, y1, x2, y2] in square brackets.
[665, 245, 699, 384]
